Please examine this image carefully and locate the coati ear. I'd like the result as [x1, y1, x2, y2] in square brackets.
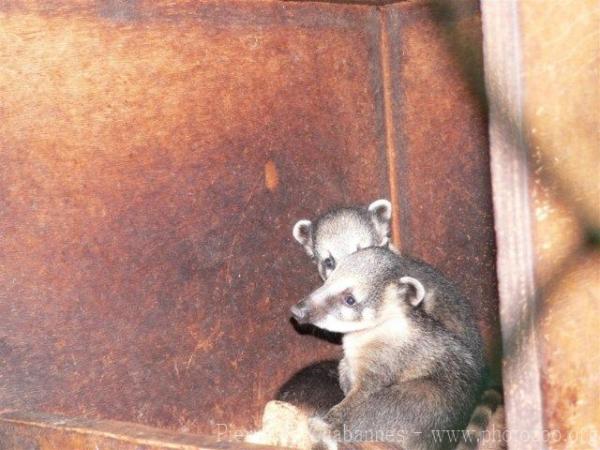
[399, 276, 426, 307]
[367, 199, 392, 245]
[292, 219, 315, 257]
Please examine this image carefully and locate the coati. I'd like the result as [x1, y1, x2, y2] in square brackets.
[292, 199, 482, 357]
[283, 201, 502, 449]
[293, 199, 394, 280]
[290, 247, 485, 450]
[277, 199, 394, 416]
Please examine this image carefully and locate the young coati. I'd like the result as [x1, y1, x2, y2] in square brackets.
[292, 199, 480, 358]
[293, 199, 394, 280]
[290, 247, 485, 450]
[278, 200, 394, 416]
[287, 200, 502, 448]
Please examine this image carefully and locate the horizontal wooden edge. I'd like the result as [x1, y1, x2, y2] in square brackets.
[0, 410, 400, 449]
[283, 0, 406, 4]
[0, 410, 287, 450]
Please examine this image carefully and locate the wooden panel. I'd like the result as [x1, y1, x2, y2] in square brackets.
[538, 254, 600, 450]
[481, 3, 546, 448]
[482, 0, 599, 449]
[521, 1, 600, 449]
[0, 410, 282, 450]
[0, 0, 388, 435]
[382, 0, 501, 380]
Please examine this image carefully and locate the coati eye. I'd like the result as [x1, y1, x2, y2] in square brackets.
[344, 295, 356, 306]
[323, 257, 336, 271]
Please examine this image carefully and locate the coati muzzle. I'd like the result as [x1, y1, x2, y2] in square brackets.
[290, 299, 311, 324]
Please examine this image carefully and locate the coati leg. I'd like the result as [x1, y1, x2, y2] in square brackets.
[310, 380, 465, 450]
[337, 358, 352, 395]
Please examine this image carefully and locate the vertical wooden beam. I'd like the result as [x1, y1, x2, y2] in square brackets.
[481, 1, 546, 448]
[482, 0, 599, 449]
[379, 9, 403, 249]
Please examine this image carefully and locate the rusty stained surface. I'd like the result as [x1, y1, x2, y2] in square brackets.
[383, 0, 501, 380]
[0, 410, 285, 450]
[520, 1, 600, 447]
[0, 0, 389, 436]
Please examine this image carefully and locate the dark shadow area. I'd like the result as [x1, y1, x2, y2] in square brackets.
[290, 318, 343, 345]
[275, 359, 344, 415]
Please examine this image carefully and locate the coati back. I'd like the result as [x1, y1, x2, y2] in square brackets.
[291, 248, 485, 450]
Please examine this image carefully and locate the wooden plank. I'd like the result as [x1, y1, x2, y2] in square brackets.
[520, 1, 600, 449]
[0, 410, 283, 450]
[481, 3, 546, 448]
[482, 0, 599, 449]
[0, 0, 505, 443]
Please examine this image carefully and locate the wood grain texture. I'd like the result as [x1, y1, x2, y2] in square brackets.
[481, 4, 546, 447]
[0, 410, 283, 450]
[520, 1, 600, 448]
[382, 0, 501, 380]
[483, 0, 599, 448]
[0, 0, 388, 435]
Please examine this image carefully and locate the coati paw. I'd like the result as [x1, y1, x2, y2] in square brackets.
[308, 417, 338, 450]
[244, 401, 313, 449]
[323, 405, 344, 424]
[308, 416, 331, 436]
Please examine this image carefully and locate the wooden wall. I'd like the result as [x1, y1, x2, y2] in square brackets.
[382, 1, 500, 379]
[482, 1, 599, 448]
[0, 0, 497, 438]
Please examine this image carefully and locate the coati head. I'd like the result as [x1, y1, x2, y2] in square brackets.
[290, 247, 425, 334]
[292, 199, 392, 280]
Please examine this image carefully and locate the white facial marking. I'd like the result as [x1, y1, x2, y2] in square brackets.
[313, 276, 355, 305]
[362, 307, 376, 321]
[340, 306, 355, 321]
[310, 280, 343, 306]
[314, 315, 372, 334]
[342, 286, 412, 359]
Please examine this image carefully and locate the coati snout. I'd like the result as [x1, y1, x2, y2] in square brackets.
[290, 248, 426, 334]
[290, 287, 362, 329]
[289, 299, 311, 324]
